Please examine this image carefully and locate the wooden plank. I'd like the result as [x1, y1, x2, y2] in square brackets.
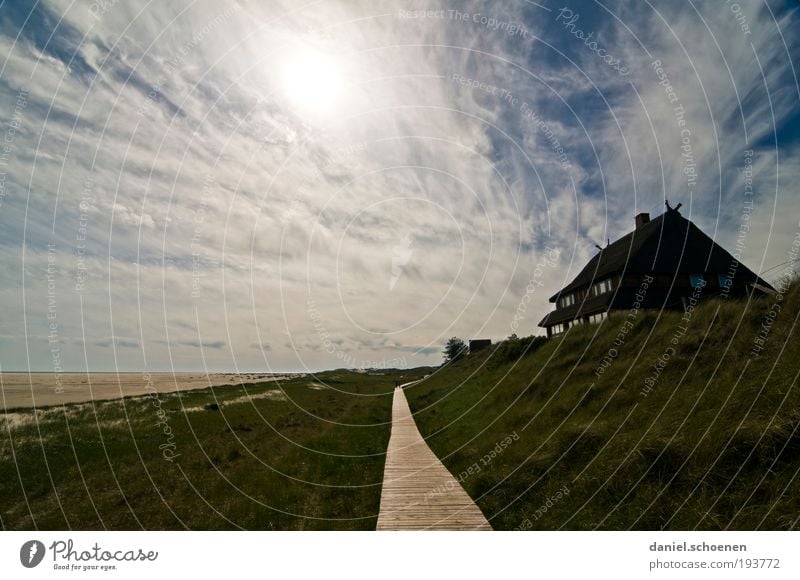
[376, 387, 491, 531]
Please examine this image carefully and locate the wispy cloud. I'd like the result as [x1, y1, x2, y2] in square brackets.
[1, 0, 798, 372]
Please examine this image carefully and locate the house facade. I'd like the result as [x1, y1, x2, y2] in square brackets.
[538, 204, 775, 338]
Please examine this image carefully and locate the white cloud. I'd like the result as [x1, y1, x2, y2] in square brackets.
[1, 0, 798, 371]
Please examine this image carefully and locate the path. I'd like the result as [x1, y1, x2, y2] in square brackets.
[376, 386, 491, 530]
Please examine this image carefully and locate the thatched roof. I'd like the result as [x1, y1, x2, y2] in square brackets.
[548, 208, 773, 303]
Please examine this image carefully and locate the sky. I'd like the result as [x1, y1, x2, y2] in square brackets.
[0, 0, 798, 372]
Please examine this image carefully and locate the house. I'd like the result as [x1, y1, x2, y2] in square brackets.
[469, 339, 492, 353]
[538, 203, 775, 338]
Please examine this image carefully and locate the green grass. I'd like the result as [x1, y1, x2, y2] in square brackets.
[0, 368, 431, 530]
[5, 283, 798, 531]
[405, 281, 800, 530]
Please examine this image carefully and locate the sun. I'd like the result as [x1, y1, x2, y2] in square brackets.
[282, 49, 343, 112]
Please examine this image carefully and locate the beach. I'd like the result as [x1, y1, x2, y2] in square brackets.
[0, 372, 304, 409]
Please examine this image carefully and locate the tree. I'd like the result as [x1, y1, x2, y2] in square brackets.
[443, 337, 467, 364]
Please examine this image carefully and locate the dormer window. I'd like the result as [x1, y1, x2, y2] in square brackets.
[590, 278, 614, 297]
[559, 293, 576, 308]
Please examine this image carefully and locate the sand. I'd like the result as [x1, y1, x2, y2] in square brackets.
[0, 372, 305, 410]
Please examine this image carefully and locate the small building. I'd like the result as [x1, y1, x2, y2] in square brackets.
[469, 339, 492, 354]
[538, 204, 775, 338]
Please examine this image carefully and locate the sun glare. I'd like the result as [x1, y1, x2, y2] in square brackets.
[282, 49, 343, 112]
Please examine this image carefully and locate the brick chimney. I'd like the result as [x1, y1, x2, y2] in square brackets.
[635, 212, 650, 229]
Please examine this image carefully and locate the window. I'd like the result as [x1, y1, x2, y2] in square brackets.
[559, 293, 576, 308]
[690, 274, 706, 289]
[591, 278, 615, 297]
[588, 311, 607, 325]
[718, 274, 732, 289]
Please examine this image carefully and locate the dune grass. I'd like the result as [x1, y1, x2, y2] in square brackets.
[5, 283, 797, 531]
[0, 368, 430, 530]
[405, 281, 800, 530]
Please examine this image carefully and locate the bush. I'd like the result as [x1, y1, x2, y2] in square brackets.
[490, 334, 547, 366]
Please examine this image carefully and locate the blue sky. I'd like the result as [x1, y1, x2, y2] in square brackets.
[0, 0, 798, 372]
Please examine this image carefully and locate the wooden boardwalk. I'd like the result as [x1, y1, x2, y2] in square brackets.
[376, 387, 491, 530]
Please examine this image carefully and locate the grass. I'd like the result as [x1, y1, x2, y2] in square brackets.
[5, 283, 798, 531]
[405, 280, 800, 530]
[0, 368, 431, 530]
